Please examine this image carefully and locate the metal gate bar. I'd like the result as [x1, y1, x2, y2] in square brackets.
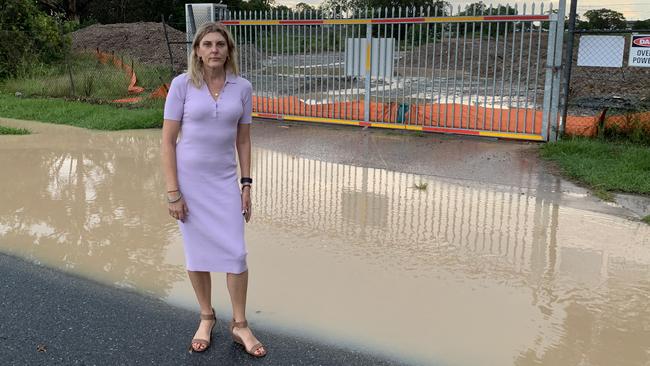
[220, 2, 565, 141]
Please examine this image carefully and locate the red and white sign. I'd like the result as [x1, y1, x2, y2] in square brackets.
[629, 34, 650, 67]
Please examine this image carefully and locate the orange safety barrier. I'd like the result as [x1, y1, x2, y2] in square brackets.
[93, 49, 174, 103]
[565, 115, 599, 136]
[95, 50, 145, 95]
[564, 112, 650, 137]
[252, 96, 650, 138]
[146, 91, 647, 138]
[112, 83, 169, 104]
[253, 96, 544, 134]
[151, 84, 170, 99]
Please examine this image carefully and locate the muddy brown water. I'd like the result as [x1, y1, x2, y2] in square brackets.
[1, 119, 649, 366]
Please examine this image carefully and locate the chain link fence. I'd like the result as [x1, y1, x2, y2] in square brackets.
[564, 30, 650, 140]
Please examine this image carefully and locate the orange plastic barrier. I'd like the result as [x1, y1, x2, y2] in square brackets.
[95, 50, 144, 95]
[151, 84, 170, 99]
[252, 96, 544, 134]
[564, 112, 650, 137]
[252, 96, 650, 137]
[93, 49, 175, 103]
[111, 83, 169, 103]
[146, 90, 647, 138]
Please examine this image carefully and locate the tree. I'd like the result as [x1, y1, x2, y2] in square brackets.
[0, 0, 67, 78]
[319, 0, 353, 14]
[240, 0, 273, 12]
[460, 1, 487, 15]
[583, 8, 626, 30]
[295, 2, 315, 13]
[458, 2, 517, 35]
[632, 19, 650, 30]
[274, 5, 291, 13]
[460, 1, 517, 16]
[575, 14, 590, 30]
[320, 0, 449, 15]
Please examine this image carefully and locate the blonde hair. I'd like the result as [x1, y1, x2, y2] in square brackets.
[188, 22, 239, 88]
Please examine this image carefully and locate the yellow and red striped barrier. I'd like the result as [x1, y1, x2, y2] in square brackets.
[222, 15, 551, 26]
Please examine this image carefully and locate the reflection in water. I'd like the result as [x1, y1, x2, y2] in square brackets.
[250, 148, 650, 366]
[0, 120, 649, 366]
[254, 148, 558, 274]
[0, 126, 185, 296]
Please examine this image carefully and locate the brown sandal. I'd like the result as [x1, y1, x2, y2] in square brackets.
[230, 320, 267, 357]
[188, 308, 216, 353]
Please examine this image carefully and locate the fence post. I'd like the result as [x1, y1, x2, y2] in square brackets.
[541, 14, 556, 141]
[559, 0, 578, 138]
[161, 15, 175, 78]
[60, 21, 76, 96]
[548, 0, 567, 142]
[364, 8, 372, 123]
[187, 5, 197, 35]
[541, 0, 567, 142]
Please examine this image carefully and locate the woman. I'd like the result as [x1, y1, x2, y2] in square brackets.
[161, 22, 266, 357]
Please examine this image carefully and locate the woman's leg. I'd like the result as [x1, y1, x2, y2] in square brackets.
[188, 271, 215, 351]
[227, 270, 266, 356]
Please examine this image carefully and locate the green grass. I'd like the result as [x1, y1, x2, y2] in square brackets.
[541, 137, 650, 197]
[413, 182, 428, 191]
[0, 125, 30, 135]
[1, 53, 170, 101]
[0, 94, 162, 130]
[642, 215, 650, 225]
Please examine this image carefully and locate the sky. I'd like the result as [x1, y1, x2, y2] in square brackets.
[276, 1, 650, 20]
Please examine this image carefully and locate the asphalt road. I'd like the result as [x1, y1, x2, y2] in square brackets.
[0, 253, 412, 366]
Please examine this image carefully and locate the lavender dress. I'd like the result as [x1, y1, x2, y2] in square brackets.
[164, 72, 252, 273]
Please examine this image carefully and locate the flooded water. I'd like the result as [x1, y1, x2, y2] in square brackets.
[1, 118, 649, 366]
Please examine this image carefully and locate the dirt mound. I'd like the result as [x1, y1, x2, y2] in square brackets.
[71, 22, 188, 72]
[400, 34, 549, 82]
[70, 22, 262, 74]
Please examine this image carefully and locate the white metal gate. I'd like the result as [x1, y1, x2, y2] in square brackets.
[189, 1, 567, 141]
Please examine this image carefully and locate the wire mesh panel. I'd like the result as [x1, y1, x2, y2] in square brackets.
[222, 2, 565, 141]
[565, 31, 650, 138]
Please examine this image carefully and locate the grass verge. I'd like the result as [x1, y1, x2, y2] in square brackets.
[0, 94, 162, 130]
[540, 137, 650, 197]
[1, 53, 170, 101]
[0, 125, 30, 135]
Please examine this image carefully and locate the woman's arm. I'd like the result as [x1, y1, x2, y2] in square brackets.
[161, 119, 188, 221]
[236, 123, 251, 179]
[237, 80, 253, 222]
[161, 120, 182, 192]
[237, 123, 252, 222]
[161, 74, 188, 221]
[237, 80, 253, 180]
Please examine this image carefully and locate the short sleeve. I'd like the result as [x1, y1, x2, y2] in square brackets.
[238, 80, 253, 125]
[164, 74, 187, 121]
